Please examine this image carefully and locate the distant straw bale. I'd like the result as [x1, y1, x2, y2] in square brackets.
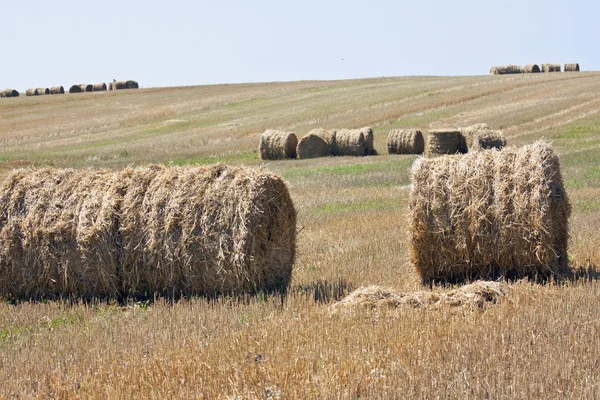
[297, 133, 330, 159]
[50, 86, 65, 95]
[564, 63, 580, 72]
[69, 85, 83, 93]
[259, 130, 298, 160]
[126, 80, 139, 89]
[523, 64, 541, 73]
[460, 124, 506, 151]
[490, 65, 523, 75]
[25, 89, 36, 96]
[79, 84, 93, 92]
[542, 64, 561, 73]
[108, 82, 113, 90]
[0, 164, 297, 300]
[35, 88, 49, 95]
[93, 83, 107, 91]
[387, 129, 425, 154]
[335, 129, 369, 156]
[0, 89, 19, 98]
[409, 141, 571, 284]
[361, 127, 376, 155]
[425, 130, 462, 155]
[112, 81, 127, 90]
[330, 281, 508, 312]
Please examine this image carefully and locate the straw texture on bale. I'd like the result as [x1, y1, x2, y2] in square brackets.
[425, 130, 462, 155]
[460, 124, 506, 151]
[330, 281, 508, 312]
[387, 129, 425, 154]
[112, 81, 127, 90]
[36, 88, 50, 95]
[542, 64, 561, 73]
[361, 127, 376, 155]
[126, 80, 139, 89]
[0, 89, 19, 98]
[25, 89, 36, 96]
[523, 64, 541, 73]
[297, 133, 330, 159]
[409, 141, 571, 284]
[69, 85, 83, 93]
[0, 164, 296, 300]
[308, 128, 337, 150]
[564, 63, 580, 72]
[50, 86, 65, 95]
[334, 129, 368, 156]
[259, 130, 298, 160]
[93, 83, 107, 91]
[490, 65, 523, 75]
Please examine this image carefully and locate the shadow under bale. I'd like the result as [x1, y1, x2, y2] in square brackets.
[0, 164, 297, 301]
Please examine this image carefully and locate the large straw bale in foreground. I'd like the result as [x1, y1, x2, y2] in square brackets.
[409, 141, 571, 283]
[50, 86, 65, 94]
[425, 130, 462, 155]
[564, 63, 580, 72]
[523, 64, 541, 73]
[297, 133, 330, 159]
[259, 130, 298, 160]
[0, 165, 296, 299]
[460, 124, 506, 151]
[387, 129, 424, 154]
[490, 65, 523, 75]
[542, 64, 561, 72]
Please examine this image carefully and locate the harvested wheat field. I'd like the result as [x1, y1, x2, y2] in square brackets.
[1, 72, 600, 398]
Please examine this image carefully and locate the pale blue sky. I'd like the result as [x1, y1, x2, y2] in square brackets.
[3, 0, 597, 91]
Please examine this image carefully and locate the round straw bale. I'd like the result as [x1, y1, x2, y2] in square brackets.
[307, 128, 337, 150]
[425, 130, 462, 156]
[387, 129, 424, 154]
[490, 65, 523, 75]
[78, 84, 93, 92]
[1, 89, 19, 98]
[93, 83, 107, 91]
[112, 81, 127, 90]
[69, 84, 83, 93]
[360, 127, 376, 155]
[35, 88, 49, 96]
[334, 129, 368, 156]
[0, 164, 296, 300]
[564, 63, 580, 72]
[50, 86, 65, 95]
[126, 80, 139, 89]
[409, 141, 571, 284]
[25, 88, 36, 96]
[297, 133, 330, 159]
[259, 130, 298, 160]
[541, 64, 561, 73]
[523, 64, 541, 73]
[459, 124, 506, 152]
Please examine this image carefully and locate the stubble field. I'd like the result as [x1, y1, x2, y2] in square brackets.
[1, 72, 600, 398]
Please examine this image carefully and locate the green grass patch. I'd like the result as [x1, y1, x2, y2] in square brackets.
[227, 97, 268, 107]
[572, 199, 600, 213]
[169, 150, 258, 166]
[314, 199, 404, 216]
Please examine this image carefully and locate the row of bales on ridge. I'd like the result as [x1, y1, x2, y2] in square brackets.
[0, 80, 139, 98]
[259, 123, 506, 160]
[490, 63, 580, 75]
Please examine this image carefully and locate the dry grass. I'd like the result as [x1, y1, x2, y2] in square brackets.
[1, 73, 600, 398]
